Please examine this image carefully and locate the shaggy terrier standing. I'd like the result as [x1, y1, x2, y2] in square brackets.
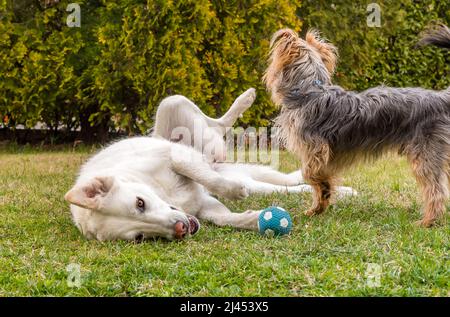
[264, 24, 450, 227]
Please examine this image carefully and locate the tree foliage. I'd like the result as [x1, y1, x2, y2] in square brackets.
[299, 0, 450, 90]
[0, 0, 302, 141]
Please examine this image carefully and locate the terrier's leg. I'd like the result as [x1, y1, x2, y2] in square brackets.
[301, 144, 334, 216]
[410, 155, 449, 227]
[303, 177, 333, 216]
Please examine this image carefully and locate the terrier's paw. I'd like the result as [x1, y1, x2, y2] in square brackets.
[304, 206, 326, 217]
[414, 219, 434, 228]
[304, 209, 317, 217]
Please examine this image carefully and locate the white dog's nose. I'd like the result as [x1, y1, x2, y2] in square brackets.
[174, 221, 188, 239]
[174, 215, 200, 239]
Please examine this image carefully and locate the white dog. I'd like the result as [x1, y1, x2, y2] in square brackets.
[65, 89, 356, 241]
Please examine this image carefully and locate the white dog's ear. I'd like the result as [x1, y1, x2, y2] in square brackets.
[64, 176, 115, 210]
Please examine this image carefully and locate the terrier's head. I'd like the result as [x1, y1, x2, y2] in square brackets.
[263, 28, 337, 105]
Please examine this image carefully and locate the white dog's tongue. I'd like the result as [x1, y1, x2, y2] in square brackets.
[188, 216, 200, 235]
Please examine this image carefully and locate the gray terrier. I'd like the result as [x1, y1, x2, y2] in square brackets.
[264, 24, 450, 227]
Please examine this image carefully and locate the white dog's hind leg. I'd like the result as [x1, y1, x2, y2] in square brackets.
[153, 88, 256, 141]
[239, 179, 313, 194]
[198, 196, 261, 231]
[214, 163, 357, 197]
[210, 88, 256, 129]
[153, 95, 211, 142]
[244, 179, 357, 197]
[153, 89, 256, 162]
[334, 186, 358, 198]
[214, 163, 303, 186]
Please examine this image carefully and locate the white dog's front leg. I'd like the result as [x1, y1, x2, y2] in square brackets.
[170, 144, 248, 200]
[198, 196, 261, 231]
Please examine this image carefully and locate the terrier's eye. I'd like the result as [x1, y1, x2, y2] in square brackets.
[136, 197, 145, 212]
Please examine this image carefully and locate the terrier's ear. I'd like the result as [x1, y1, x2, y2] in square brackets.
[64, 176, 115, 210]
[305, 29, 338, 74]
[264, 28, 303, 91]
[269, 28, 299, 49]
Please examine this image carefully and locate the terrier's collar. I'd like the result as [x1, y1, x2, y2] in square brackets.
[313, 79, 323, 86]
[289, 79, 326, 98]
[286, 79, 327, 107]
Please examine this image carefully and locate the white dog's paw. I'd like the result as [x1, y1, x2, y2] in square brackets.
[219, 180, 249, 200]
[237, 88, 256, 108]
[230, 181, 249, 200]
[243, 210, 262, 231]
[335, 186, 358, 198]
[284, 170, 304, 186]
[243, 87, 256, 102]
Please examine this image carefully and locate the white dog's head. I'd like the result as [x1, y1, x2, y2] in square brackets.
[64, 176, 200, 241]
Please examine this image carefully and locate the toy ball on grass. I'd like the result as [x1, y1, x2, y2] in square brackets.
[258, 206, 293, 237]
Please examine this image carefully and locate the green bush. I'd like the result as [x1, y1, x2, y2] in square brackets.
[0, 0, 85, 135]
[299, 0, 450, 90]
[0, 0, 302, 141]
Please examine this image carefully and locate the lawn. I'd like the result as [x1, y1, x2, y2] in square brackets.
[0, 144, 448, 296]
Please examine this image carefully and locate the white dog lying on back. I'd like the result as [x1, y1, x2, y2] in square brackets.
[65, 89, 356, 241]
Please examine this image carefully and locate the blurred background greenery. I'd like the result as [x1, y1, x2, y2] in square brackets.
[0, 0, 449, 143]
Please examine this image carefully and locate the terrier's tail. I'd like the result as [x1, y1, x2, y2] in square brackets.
[417, 23, 450, 49]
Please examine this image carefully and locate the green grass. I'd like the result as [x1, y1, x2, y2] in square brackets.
[0, 146, 448, 296]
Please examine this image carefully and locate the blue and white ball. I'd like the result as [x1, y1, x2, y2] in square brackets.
[258, 206, 293, 237]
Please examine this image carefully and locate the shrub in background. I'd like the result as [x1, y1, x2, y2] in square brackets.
[0, 0, 302, 142]
[299, 0, 450, 90]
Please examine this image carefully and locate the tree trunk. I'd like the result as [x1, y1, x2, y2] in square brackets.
[79, 111, 110, 144]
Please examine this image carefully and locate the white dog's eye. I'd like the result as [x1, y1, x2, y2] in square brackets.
[136, 197, 145, 212]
